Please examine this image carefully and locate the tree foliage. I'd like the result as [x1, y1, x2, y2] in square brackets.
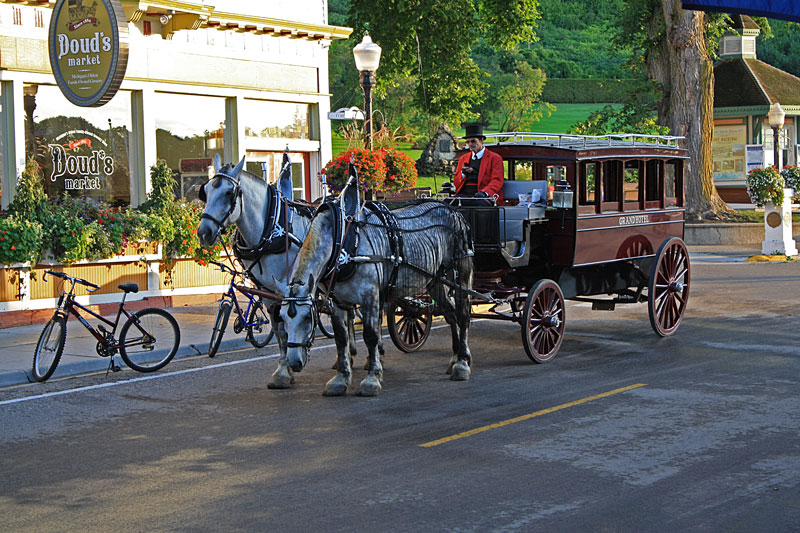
[347, 0, 540, 127]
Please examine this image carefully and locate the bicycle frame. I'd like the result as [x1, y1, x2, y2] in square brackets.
[56, 285, 149, 351]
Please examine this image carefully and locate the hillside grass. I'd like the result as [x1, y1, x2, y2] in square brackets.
[330, 103, 614, 185]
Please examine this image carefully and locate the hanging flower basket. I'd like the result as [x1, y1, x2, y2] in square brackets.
[746, 166, 785, 207]
[780, 165, 800, 202]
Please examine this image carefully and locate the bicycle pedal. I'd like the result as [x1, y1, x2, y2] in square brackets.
[111, 364, 121, 372]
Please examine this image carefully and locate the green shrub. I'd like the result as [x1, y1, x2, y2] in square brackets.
[0, 216, 43, 265]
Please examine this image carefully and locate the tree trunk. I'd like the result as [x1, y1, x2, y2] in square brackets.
[648, 0, 731, 220]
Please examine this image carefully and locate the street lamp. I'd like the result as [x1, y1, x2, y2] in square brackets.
[353, 32, 381, 150]
[768, 102, 785, 169]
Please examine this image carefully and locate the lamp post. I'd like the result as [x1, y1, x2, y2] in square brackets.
[768, 102, 785, 169]
[353, 32, 381, 150]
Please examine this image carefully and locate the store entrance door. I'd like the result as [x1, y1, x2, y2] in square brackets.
[246, 152, 310, 200]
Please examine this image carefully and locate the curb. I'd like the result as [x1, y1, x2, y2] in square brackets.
[0, 336, 260, 388]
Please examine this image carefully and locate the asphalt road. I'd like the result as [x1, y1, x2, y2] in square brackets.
[1, 259, 799, 532]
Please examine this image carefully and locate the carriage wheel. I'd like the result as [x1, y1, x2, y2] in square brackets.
[648, 237, 690, 337]
[387, 300, 432, 353]
[521, 279, 565, 363]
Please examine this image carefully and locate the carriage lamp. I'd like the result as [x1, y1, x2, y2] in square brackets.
[768, 102, 786, 169]
[353, 32, 381, 150]
[552, 179, 574, 209]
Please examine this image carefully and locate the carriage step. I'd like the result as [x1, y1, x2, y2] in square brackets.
[592, 301, 616, 311]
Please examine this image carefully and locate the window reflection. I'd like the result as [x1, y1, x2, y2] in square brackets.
[154, 92, 226, 201]
[24, 84, 132, 205]
[241, 100, 310, 141]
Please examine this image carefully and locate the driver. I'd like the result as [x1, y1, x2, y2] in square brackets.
[452, 123, 504, 202]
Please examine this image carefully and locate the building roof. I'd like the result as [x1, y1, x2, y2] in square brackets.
[729, 14, 761, 31]
[714, 58, 800, 107]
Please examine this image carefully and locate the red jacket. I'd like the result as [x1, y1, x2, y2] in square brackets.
[453, 148, 504, 202]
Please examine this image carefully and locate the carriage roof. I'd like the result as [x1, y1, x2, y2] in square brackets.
[479, 132, 688, 161]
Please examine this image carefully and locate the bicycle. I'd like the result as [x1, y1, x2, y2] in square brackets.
[207, 261, 276, 357]
[32, 271, 181, 383]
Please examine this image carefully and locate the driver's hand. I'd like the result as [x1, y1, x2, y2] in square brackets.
[474, 191, 489, 198]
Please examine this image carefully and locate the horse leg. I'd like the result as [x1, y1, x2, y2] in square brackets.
[333, 307, 358, 370]
[451, 263, 474, 380]
[356, 304, 383, 396]
[267, 304, 294, 389]
[432, 283, 471, 381]
[323, 303, 353, 396]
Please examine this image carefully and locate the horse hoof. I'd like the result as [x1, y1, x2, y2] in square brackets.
[267, 369, 295, 389]
[323, 375, 351, 396]
[449, 360, 471, 381]
[356, 376, 382, 396]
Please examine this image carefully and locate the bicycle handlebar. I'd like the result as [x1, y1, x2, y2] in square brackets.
[209, 260, 242, 276]
[44, 270, 101, 291]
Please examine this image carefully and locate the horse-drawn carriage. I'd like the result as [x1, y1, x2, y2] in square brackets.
[386, 132, 690, 363]
[198, 132, 690, 395]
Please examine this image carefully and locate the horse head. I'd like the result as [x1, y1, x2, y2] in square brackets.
[197, 154, 246, 246]
[280, 273, 316, 372]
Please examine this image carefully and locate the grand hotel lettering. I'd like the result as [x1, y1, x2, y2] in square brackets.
[48, 132, 114, 190]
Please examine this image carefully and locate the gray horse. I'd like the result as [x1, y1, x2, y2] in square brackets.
[277, 179, 474, 396]
[197, 155, 355, 389]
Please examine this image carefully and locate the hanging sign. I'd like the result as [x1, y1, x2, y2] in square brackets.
[48, 0, 129, 107]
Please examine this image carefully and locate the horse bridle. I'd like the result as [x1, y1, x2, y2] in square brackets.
[200, 172, 243, 239]
[283, 294, 317, 349]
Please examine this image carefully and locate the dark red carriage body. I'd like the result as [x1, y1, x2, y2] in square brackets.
[388, 133, 691, 361]
[452, 134, 688, 299]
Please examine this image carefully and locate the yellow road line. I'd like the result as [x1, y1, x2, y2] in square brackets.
[419, 383, 647, 448]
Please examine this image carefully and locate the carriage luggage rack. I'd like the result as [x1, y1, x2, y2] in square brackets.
[483, 132, 685, 149]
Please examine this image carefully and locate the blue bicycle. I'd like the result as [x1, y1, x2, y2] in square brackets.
[208, 261, 275, 357]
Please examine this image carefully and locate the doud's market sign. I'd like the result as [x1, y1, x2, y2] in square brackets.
[48, 0, 128, 107]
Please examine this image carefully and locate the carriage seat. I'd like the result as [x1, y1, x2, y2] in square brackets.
[501, 180, 548, 206]
[498, 180, 547, 243]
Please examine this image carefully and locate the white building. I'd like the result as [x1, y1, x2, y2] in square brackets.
[0, 0, 351, 208]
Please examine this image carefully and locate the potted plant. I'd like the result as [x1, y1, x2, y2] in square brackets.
[746, 166, 785, 207]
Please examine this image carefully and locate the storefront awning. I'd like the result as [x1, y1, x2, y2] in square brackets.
[682, 0, 800, 23]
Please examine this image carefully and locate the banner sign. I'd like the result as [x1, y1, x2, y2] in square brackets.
[682, 1, 800, 23]
[48, 0, 129, 107]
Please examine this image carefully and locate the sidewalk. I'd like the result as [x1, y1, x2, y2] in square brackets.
[0, 303, 262, 388]
[0, 244, 764, 388]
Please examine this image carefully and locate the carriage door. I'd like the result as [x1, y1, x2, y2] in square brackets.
[245, 152, 310, 200]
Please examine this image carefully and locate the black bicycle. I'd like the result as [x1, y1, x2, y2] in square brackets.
[32, 271, 181, 382]
[207, 261, 275, 357]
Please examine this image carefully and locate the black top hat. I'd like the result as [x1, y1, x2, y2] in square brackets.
[461, 123, 486, 140]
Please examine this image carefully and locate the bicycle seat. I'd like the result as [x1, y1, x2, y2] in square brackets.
[118, 283, 139, 293]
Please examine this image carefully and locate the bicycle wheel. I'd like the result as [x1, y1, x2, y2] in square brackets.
[32, 314, 67, 382]
[246, 300, 274, 348]
[315, 291, 335, 338]
[119, 308, 180, 372]
[208, 299, 232, 358]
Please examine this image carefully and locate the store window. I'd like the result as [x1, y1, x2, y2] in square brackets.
[154, 92, 226, 201]
[24, 84, 132, 206]
[241, 100, 310, 142]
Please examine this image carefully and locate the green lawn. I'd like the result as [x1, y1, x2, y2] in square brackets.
[329, 103, 613, 183]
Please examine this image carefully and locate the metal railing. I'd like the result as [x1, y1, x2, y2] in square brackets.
[482, 132, 685, 149]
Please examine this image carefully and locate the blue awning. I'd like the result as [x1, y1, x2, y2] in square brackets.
[682, 1, 800, 22]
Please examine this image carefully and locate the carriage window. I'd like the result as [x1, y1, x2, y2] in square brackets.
[513, 161, 533, 180]
[580, 163, 597, 206]
[601, 160, 622, 208]
[155, 92, 226, 202]
[665, 160, 681, 207]
[624, 161, 641, 208]
[645, 160, 662, 205]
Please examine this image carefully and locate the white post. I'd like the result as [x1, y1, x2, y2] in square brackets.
[761, 188, 797, 256]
